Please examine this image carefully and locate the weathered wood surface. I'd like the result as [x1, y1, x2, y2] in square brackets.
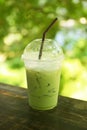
[0, 83, 87, 130]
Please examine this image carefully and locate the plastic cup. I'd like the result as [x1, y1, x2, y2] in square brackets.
[22, 39, 64, 110]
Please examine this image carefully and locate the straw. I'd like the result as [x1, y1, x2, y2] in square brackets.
[38, 18, 58, 59]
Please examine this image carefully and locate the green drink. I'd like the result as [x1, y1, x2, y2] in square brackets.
[26, 66, 61, 110]
[22, 39, 64, 110]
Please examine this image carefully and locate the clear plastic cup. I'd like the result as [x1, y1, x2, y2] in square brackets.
[22, 39, 64, 110]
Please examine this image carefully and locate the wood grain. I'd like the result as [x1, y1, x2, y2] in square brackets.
[0, 83, 87, 130]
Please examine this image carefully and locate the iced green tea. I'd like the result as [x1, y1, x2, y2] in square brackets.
[22, 39, 64, 110]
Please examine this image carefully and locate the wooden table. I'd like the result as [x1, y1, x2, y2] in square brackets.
[0, 83, 87, 130]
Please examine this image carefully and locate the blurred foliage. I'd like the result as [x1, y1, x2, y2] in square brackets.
[0, 0, 87, 100]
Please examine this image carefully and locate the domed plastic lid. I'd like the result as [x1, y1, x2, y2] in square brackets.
[22, 39, 64, 61]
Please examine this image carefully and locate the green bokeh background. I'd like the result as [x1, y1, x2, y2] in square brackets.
[0, 0, 87, 101]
